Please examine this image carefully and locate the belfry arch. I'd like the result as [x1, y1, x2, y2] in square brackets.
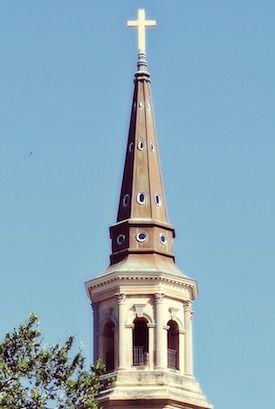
[167, 319, 179, 370]
[132, 317, 149, 366]
[102, 321, 115, 372]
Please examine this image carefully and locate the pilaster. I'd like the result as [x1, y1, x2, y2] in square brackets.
[117, 293, 127, 369]
[91, 302, 98, 363]
[184, 301, 193, 376]
[154, 293, 165, 369]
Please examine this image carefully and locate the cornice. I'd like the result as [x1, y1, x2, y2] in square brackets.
[110, 218, 175, 233]
[85, 270, 198, 300]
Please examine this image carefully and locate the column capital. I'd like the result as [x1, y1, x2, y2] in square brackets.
[183, 300, 192, 311]
[116, 293, 126, 304]
[154, 293, 165, 304]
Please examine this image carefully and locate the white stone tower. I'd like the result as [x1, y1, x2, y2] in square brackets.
[85, 9, 213, 409]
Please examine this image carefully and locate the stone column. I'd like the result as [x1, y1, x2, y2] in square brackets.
[184, 301, 193, 376]
[114, 326, 119, 370]
[125, 323, 134, 368]
[155, 293, 165, 369]
[148, 323, 155, 369]
[91, 302, 98, 363]
[117, 293, 127, 369]
[179, 329, 185, 374]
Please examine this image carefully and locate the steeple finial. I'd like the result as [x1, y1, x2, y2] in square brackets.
[127, 9, 156, 53]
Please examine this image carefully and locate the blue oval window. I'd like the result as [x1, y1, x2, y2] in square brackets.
[123, 194, 130, 207]
[138, 141, 145, 151]
[117, 234, 126, 245]
[160, 234, 167, 245]
[136, 232, 147, 242]
[137, 192, 145, 204]
[155, 194, 161, 206]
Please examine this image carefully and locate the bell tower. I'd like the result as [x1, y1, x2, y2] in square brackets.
[85, 9, 213, 409]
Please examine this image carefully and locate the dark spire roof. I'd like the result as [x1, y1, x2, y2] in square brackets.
[109, 53, 175, 266]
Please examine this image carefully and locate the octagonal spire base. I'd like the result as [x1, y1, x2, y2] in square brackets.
[97, 369, 213, 409]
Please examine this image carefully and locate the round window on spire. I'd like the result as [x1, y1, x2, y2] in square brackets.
[137, 192, 146, 204]
[155, 194, 162, 206]
[136, 232, 147, 243]
[150, 143, 155, 152]
[139, 101, 143, 108]
[138, 141, 145, 151]
[123, 194, 130, 207]
[129, 142, 134, 152]
[117, 234, 126, 245]
[160, 233, 167, 245]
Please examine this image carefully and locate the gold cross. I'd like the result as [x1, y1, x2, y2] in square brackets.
[127, 9, 156, 53]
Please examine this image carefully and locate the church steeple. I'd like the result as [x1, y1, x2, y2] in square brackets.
[110, 15, 175, 265]
[85, 10, 213, 409]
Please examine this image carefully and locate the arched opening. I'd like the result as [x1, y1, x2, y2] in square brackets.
[167, 320, 179, 369]
[103, 321, 115, 372]
[133, 318, 149, 366]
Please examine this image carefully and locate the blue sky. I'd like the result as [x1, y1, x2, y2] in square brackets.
[0, 1, 275, 408]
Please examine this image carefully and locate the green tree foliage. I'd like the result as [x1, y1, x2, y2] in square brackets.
[0, 314, 105, 409]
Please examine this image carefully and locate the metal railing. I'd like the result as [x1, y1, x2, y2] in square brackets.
[133, 346, 148, 366]
[167, 348, 178, 369]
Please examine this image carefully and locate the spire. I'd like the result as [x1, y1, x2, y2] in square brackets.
[109, 11, 175, 265]
[116, 54, 169, 225]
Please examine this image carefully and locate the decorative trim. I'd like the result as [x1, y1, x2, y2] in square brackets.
[169, 307, 179, 321]
[134, 304, 146, 318]
[125, 323, 135, 329]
